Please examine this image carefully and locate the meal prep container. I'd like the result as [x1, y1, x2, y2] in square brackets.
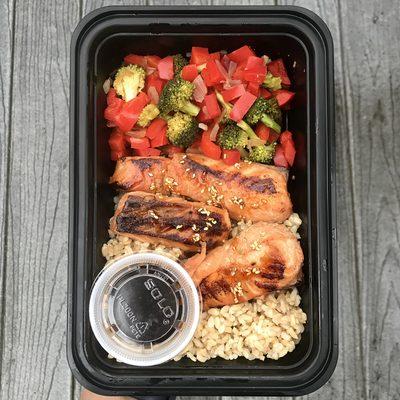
[68, 6, 337, 396]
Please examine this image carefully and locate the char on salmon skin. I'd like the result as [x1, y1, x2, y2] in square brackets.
[185, 222, 303, 309]
[109, 154, 292, 223]
[110, 191, 231, 252]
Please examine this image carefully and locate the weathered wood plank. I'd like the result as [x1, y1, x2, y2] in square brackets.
[0, 0, 80, 399]
[0, 0, 15, 389]
[278, 1, 400, 399]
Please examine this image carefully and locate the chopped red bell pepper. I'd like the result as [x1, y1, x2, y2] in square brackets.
[255, 123, 270, 141]
[104, 90, 124, 123]
[273, 145, 289, 168]
[221, 84, 246, 102]
[146, 118, 167, 140]
[268, 58, 291, 86]
[145, 55, 161, 68]
[108, 129, 126, 151]
[197, 105, 213, 122]
[227, 45, 255, 64]
[209, 51, 221, 61]
[145, 72, 164, 94]
[134, 148, 162, 156]
[123, 54, 147, 67]
[280, 130, 296, 166]
[273, 89, 295, 107]
[222, 149, 241, 165]
[243, 56, 267, 84]
[190, 47, 210, 65]
[200, 131, 222, 160]
[151, 126, 168, 147]
[113, 92, 149, 132]
[232, 63, 246, 81]
[201, 60, 225, 86]
[128, 136, 150, 150]
[204, 93, 221, 119]
[181, 64, 199, 81]
[260, 88, 272, 99]
[230, 91, 257, 122]
[268, 130, 280, 144]
[247, 81, 260, 96]
[158, 56, 174, 80]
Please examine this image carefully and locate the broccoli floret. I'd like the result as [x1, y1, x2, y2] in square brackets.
[137, 104, 160, 127]
[244, 97, 282, 133]
[113, 64, 146, 102]
[173, 54, 188, 76]
[263, 72, 282, 91]
[247, 143, 277, 164]
[218, 123, 248, 149]
[166, 112, 198, 147]
[158, 77, 200, 116]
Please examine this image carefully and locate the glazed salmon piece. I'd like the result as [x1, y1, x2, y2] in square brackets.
[109, 156, 169, 193]
[166, 154, 292, 222]
[110, 191, 231, 252]
[187, 222, 303, 308]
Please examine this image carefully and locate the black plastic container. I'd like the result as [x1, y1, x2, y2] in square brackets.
[68, 6, 337, 396]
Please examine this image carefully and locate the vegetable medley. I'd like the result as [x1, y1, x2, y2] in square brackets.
[104, 45, 296, 168]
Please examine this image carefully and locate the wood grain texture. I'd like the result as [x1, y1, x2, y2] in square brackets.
[0, 0, 80, 399]
[0, 0, 14, 390]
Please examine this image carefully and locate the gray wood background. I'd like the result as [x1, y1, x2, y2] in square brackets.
[0, 0, 399, 399]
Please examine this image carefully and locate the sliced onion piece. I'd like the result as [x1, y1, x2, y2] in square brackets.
[198, 123, 208, 131]
[193, 75, 207, 103]
[146, 66, 156, 76]
[147, 86, 159, 104]
[126, 129, 147, 138]
[215, 60, 228, 80]
[103, 78, 111, 94]
[228, 61, 237, 78]
[209, 123, 220, 142]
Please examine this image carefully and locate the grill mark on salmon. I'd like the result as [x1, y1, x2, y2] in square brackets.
[110, 192, 231, 252]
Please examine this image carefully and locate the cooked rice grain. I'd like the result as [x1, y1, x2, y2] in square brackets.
[174, 288, 306, 362]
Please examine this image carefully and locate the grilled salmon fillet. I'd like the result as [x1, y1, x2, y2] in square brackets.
[110, 154, 292, 223]
[186, 222, 303, 309]
[110, 192, 231, 252]
[109, 156, 170, 194]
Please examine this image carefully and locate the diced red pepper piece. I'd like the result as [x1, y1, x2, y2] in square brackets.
[222, 149, 241, 165]
[108, 129, 126, 151]
[273, 145, 289, 168]
[197, 105, 213, 122]
[255, 123, 270, 141]
[209, 51, 221, 61]
[273, 89, 295, 107]
[134, 148, 162, 156]
[181, 64, 199, 81]
[128, 136, 150, 150]
[221, 84, 246, 102]
[123, 54, 147, 67]
[260, 88, 272, 99]
[145, 72, 164, 94]
[200, 131, 222, 160]
[268, 58, 291, 86]
[190, 47, 210, 65]
[268, 130, 280, 144]
[227, 45, 255, 64]
[146, 118, 167, 140]
[158, 56, 174, 80]
[204, 93, 221, 119]
[229, 91, 257, 122]
[247, 81, 260, 96]
[104, 90, 124, 123]
[145, 55, 161, 68]
[151, 126, 168, 147]
[113, 92, 149, 132]
[201, 60, 225, 86]
[111, 149, 129, 161]
[280, 130, 296, 166]
[243, 56, 267, 84]
[232, 63, 246, 81]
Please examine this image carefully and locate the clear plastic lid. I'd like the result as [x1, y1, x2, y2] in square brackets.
[89, 253, 200, 366]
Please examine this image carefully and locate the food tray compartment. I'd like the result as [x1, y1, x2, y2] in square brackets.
[68, 6, 337, 396]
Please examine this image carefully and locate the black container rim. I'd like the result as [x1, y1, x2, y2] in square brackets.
[68, 5, 337, 397]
